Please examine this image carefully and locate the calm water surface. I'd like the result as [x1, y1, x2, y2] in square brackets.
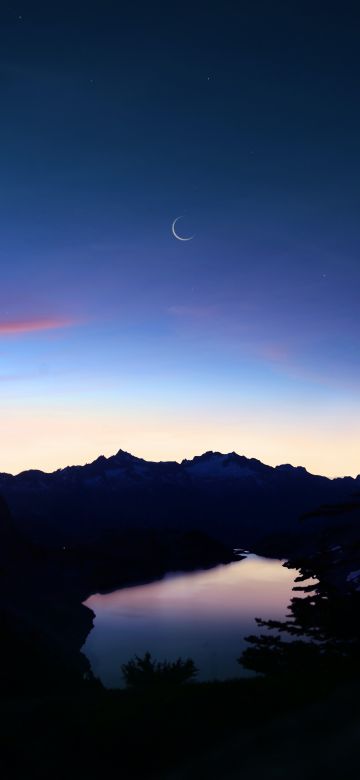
[83, 555, 297, 687]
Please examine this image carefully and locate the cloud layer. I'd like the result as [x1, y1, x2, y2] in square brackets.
[0, 317, 75, 335]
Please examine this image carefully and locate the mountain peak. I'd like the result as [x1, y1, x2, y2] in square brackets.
[115, 449, 139, 461]
[276, 463, 308, 474]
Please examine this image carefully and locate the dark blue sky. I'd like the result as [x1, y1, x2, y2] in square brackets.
[1, 2, 360, 475]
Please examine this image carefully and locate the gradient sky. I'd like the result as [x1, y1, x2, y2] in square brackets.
[1, 2, 360, 477]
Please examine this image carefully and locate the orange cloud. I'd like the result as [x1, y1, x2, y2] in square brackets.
[0, 317, 76, 335]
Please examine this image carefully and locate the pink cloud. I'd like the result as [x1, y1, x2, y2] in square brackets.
[0, 317, 76, 336]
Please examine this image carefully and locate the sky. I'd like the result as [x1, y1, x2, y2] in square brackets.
[1, 1, 360, 477]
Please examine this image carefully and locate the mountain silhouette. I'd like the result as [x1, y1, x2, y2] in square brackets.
[0, 450, 358, 547]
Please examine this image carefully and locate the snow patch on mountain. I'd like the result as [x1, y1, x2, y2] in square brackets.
[346, 569, 360, 582]
[183, 452, 257, 479]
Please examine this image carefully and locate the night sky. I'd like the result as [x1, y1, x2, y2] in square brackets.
[1, 2, 360, 476]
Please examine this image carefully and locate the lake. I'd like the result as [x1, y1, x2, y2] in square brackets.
[82, 554, 298, 687]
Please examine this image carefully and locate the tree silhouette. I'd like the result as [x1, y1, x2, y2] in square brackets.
[239, 553, 360, 676]
[121, 652, 198, 688]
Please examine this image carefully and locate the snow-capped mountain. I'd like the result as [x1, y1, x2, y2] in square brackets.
[0, 449, 358, 546]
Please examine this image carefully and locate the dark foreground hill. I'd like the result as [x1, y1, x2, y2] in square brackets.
[0, 493, 236, 697]
[2, 460, 360, 779]
[0, 449, 359, 547]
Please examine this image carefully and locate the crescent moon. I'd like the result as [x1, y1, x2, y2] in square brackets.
[172, 216, 194, 242]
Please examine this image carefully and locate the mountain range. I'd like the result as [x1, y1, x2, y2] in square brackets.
[1, 449, 359, 548]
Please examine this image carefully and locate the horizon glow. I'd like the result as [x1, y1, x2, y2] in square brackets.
[0, 6, 359, 479]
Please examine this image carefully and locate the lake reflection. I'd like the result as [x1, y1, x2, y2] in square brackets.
[83, 555, 297, 687]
